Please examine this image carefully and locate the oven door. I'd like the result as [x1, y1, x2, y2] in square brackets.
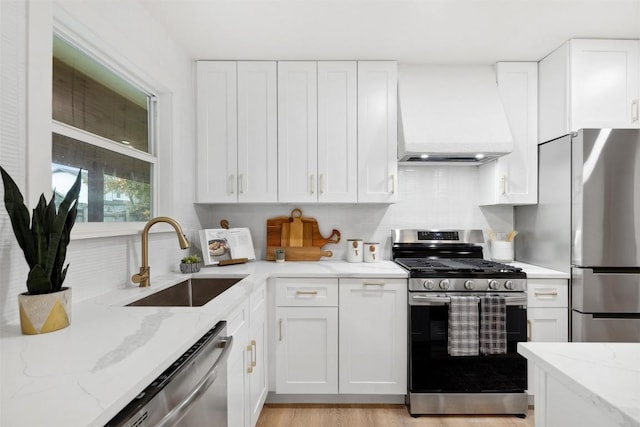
[409, 293, 527, 394]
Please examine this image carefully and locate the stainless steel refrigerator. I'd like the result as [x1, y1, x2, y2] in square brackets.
[515, 128, 640, 342]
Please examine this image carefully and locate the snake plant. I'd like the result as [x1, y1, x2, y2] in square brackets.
[1, 166, 82, 295]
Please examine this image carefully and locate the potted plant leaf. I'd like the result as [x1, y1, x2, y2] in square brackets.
[1, 166, 82, 335]
[180, 254, 202, 274]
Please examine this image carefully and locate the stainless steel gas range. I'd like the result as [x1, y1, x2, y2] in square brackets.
[392, 229, 528, 417]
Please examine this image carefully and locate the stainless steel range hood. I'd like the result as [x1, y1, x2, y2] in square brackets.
[398, 64, 513, 165]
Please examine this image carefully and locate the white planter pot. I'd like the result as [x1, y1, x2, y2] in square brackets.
[18, 287, 71, 335]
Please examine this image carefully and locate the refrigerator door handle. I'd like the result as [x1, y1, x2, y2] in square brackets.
[590, 267, 640, 275]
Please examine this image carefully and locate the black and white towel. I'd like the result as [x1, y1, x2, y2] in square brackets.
[448, 296, 479, 356]
[480, 295, 507, 355]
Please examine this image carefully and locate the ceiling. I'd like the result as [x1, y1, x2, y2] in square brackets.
[140, 0, 640, 64]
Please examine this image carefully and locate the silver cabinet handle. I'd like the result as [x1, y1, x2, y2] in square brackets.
[279, 319, 283, 342]
[238, 174, 244, 194]
[310, 174, 315, 194]
[632, 99, 639, 122]
[363, 281, 385, 286]
[534, 290, 559, 296]
[391, 174, 397, 194]
[527, 320, 532, 342]
[229, 174, 236, 194]
[319, 174, 325, 194]
[501, 175, 507, 195]
[295, 290, 319, 295]
[156, 336, 233, 427]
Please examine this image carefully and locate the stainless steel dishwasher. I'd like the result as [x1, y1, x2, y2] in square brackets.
[106, 321, 232, 427]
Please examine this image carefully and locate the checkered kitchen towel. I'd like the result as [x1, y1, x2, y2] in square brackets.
[480, 295, 507, 355]
[448, 296, 480, 356]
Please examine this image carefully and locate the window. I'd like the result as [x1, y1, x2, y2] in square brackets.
[51, 34, 156, 223]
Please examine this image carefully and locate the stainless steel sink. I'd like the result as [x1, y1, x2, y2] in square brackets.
[127, 277, 244, 307]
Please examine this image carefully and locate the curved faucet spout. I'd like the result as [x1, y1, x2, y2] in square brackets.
[132, 216, 190, 287]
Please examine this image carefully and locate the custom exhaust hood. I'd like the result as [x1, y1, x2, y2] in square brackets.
[398, 64, 513, 164]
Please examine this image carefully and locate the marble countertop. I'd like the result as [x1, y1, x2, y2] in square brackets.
[508, 261, 570, 279]
[0, 259, 566, 426]
[0, 260, 407, 427]
[518, 342, 640, 427]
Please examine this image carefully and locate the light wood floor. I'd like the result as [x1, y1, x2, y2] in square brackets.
[256, 404, 535, 427]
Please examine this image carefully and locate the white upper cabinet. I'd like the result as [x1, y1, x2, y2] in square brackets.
[198, 60, 397, 204]
[479, 62, 538, 206]
[539, 39, 640, 143]
[317, 61, 358, 203]
[196, 61, 238, 203]
[278, 61, 358, 203]
[196, 61, 278, 203]
[278, 61, 318, 203]
[357, 61, 398, 203]
[237, 62, 278, 203]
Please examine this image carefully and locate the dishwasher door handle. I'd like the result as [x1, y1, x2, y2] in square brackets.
[156, 336, 233, 427]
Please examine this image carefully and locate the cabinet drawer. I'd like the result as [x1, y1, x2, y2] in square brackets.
[527, 279, 568, 308]
[339, 278, 407, 288]
[275, 278, 338, 306]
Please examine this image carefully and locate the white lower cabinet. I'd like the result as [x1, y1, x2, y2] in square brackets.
[339, 278, 407, 394]
[274, 278, 339, 394]
[526, 279, 568, 402]
[226, 299, 250, 427]
[226, 282, 268, 427]
[273, 277, 407, 396]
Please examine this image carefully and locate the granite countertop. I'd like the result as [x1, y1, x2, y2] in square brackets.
[0, 260, 407, 427]
[518, 342, 640, 427]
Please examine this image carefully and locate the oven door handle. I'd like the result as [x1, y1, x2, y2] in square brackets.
[411, 295, 450, 305]
[411, 294, 527, 306]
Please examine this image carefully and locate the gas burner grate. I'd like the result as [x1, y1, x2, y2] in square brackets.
[396, 257, 522, 274]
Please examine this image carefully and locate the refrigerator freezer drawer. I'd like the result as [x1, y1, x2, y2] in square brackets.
[572, 267, 640, 313]
[572, 311, 640, 342]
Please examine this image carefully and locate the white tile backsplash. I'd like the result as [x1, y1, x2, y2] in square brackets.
[195, 166, 514, 262]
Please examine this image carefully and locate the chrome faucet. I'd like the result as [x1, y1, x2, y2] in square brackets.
[132, 216, 190, 287]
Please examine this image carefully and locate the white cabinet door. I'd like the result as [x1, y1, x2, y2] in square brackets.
[571, 39, 639, 130]
[338, 278, 406, 394]
[539, 39, 640, 142]
[275, 306, 339, 394]
[317, 61, 358, 203]
[196, 61, 238, 203]
[248, 283, 268, 427]
[357, 61, 398, 203]
[526, 278, 568, 403]
[226, 300, 250, 427]
[278, 61, 318, 203]
[527, 307, 569, 342]
[237, 61, 278, 203]
[479, 62, 538, 205]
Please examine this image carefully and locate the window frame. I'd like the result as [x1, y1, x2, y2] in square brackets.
[26, 6, 171, 239]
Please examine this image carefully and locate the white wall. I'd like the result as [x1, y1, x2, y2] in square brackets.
[195, 166, 513, 261]
[0, 0, 198, 325]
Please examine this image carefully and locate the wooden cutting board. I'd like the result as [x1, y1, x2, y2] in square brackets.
[266, 208, 341, 260]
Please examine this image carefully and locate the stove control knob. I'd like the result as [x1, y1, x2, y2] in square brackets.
[504, 280, 514, 290]
[464, 280, 475, 290]
[439, 279, 450, 290]
[423, 280, 435, 290]
[489, 280, 500, 290]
